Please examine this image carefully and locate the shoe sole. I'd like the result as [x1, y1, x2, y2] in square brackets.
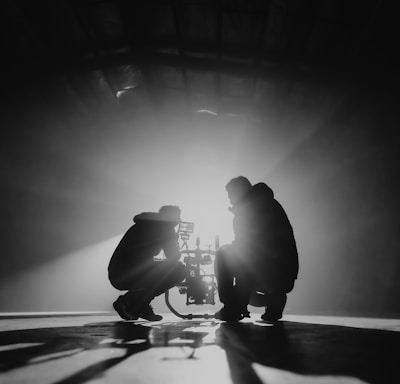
[261, 316, 282, 323]
[215, 313, 244, 322]
[138, 314, 163, 321]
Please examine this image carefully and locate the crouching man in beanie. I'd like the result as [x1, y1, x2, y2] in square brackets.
[108, 205, 187, 321]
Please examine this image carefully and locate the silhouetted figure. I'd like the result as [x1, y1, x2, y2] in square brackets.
[108, 205, 187, 321]
[214, 176, 298, 322]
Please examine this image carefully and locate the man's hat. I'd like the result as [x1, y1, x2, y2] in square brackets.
[158, 205, 181, 223]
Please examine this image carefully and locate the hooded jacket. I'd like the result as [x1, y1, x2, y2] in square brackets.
[232, 183, 299, 284]
[108, 212, 180, 279]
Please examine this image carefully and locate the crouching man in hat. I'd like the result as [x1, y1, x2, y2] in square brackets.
[108, 205, 187, 321]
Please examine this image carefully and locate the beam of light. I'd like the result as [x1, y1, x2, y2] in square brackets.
[0, 236, 123, 313]
[0, 343, 45, 352]
[2, 112, 307, 314]
[0, 231, 219, 315]
[29, 348, 84, 364]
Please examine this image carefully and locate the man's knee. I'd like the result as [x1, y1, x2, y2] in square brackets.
[108, 271, 129, 291]
[217, 244, 233, 256]
[215, 244, 234, 266]
[175, 262, 187, 282]
[161, 260, 186, 284]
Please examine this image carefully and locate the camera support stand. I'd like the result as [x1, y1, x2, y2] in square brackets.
[165, 222, 219, 319]
[165, 289, 215, 319]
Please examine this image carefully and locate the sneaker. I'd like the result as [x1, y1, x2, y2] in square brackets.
[136, 304, 163, 321]
[261, 312, 282, 323]
[113, 296, 138, 320]
[215, 306, 244, 322]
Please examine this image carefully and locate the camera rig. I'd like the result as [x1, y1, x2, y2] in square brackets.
[165, 221, 218, 319]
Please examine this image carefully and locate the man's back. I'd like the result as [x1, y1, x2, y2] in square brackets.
[233, 183, 298, 281]
[108, 212, 177, 277]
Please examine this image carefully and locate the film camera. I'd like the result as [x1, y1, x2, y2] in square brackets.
[165, 221, 219, 319]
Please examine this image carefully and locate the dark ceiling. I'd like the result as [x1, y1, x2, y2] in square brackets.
[3, 0, 399, 118]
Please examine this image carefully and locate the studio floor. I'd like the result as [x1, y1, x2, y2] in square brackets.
[0, 312, 399, 384]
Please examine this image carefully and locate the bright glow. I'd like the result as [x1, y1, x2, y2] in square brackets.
[202, 276, 214, 283]
[196, 109, 218, 115]
[116, 90, 127, 98]
[178, 192, 234, 249]
[116, 85, 138, 98]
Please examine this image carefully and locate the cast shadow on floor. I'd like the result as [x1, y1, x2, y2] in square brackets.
[0, 318, 399, 383]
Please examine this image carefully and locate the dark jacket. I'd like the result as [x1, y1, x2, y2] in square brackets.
[232, 183, 299, 287]
[108, 212, 180, 280]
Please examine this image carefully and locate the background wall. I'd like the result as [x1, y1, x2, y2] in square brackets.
[1, 72, 399, 317]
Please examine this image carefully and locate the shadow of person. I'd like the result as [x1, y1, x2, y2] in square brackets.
[148, 319, 218, 359]
[52, 319, 217, 382]
[0, 321, 151, 382]
[216, 320, 400, 384]
[0, 319, 218, 383]
[52, 321, 153, 384]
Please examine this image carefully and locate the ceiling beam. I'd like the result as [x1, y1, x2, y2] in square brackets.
[171, 0, 191, 108]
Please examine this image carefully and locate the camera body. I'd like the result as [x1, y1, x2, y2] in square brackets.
[177, 222, 217, 306]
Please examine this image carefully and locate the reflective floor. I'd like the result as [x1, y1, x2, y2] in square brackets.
[0, 313, 399, 384]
